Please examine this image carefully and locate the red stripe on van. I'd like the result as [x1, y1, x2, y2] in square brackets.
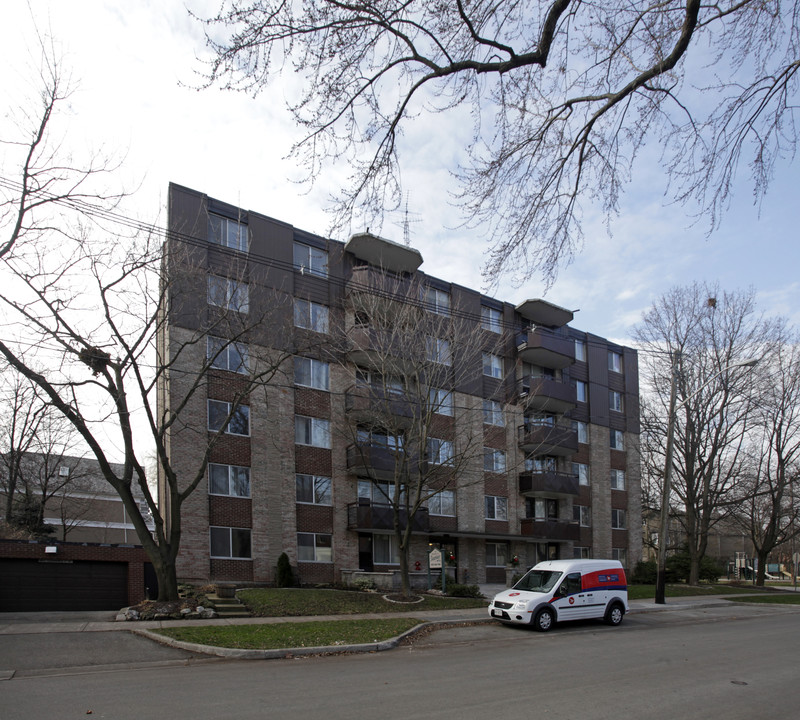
[581, 568, 627, 591]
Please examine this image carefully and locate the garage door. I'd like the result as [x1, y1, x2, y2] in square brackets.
[0, 559, 129, 611]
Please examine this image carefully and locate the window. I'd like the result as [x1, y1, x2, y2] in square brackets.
[611, 469, 626, 491]
[575, 339, 587, 362]
[572, 420, 588, 444]
[427, 437, 454, 465]
[207, 336, 248, 374]
[572, 462, 590, 486]
[481, 306, 502, 333]
[297, 532, 332, 562]
[210, 527, 252, 559]
[426, 336, 452, 365]
[526, 413, 555, 427]
[58, 465, 70, 477]
[482, 399, 504, 426]
[373, 534, 400, 564]
[293, 242, 328, 277]
[608, 351, 623, 374]
[295, 474, 332, 505]
[609, 390, 624, 413]
[482, 352, 503, 379]
[485, 542, 508, 567]
[611, 508, 627, 530]
[610, 429, 625, 450]
[485, 495, 508, 521]
[294, 299, 329, 333]
[573, 504, 591, 527]
[429, 388, 454, 416]
[527, 455, 556, 472]
[484, 448, 507, 473]
[531, 497, 558, 520]
[423, 286, 450, 316]
[294, 357, 330, 391]
[295, 415, 331, 448]
[208, 214, 248, 252]
[358, 480, 405, 505]
[209, 463, 251, 497]
[428, 489, 455, 516]
[357, 428, 404, 451]
[573, 546, 591, 559]
[575, 380, 587, 402]
[208, 400, 250, 436]
[612, 547, 627, 566]
[207, 275, 249, 313]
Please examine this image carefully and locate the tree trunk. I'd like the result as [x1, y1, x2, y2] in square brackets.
[755, 549, 769, 587]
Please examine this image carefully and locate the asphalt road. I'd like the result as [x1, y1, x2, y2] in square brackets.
[2, 603, 799, 720]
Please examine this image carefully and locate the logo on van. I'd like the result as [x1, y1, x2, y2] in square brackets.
[598, 574, 619, 582]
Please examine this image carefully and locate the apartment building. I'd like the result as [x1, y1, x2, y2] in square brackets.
[160, 182, 642, 587]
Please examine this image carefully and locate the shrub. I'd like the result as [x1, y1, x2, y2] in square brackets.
[666, 546, 724, 583]
[276, 552, 295, 588]
[352, 577, 376, 592]
[631, 560, 658, 584]
[446, 583, 483, 598]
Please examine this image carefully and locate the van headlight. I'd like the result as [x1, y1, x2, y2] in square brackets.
[514, 601, 527, 610]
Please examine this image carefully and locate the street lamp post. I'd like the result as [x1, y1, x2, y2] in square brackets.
[654, 355, 759, 605]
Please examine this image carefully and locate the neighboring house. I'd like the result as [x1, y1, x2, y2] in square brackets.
[159, 182, 642, 587]
[0, 453, 155, 545]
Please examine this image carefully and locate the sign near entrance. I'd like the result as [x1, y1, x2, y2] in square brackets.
[429, 548, 443, 569]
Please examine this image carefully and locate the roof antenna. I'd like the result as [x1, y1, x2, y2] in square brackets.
[394, 192, 422, 247]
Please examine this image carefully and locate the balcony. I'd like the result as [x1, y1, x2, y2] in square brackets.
[346, 442, 418, 480]
[346, 326, 419, 373]
[345, 233, 423, 274]
[345, 384, 416, 426]
[517, 377, 576, 413]
[519, 471, 580, 498]
[347, 502, 430, 532]
[520, 518, 581, 541]
[517, 423, 578, 456]
[516, 327, 575, 369]
[346, 264, 418, 302]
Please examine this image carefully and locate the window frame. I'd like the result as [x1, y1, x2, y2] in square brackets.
[428, 489, 456, 517]
[207, 399, 250, 437]
[611, 508, 627, 530]
[484, 495, 508, 521]
[610, 469, 626, 491]
[297, 532, 333, 563]
[293, 241, 328, 277]
[608, 350, 623, 374]
[609, 390, 624, 413]
[573, 504, 591, 527]
[207, 275, 249, 313]
[207, 336, 249, 374]
[575, 380, 588, 403]
[426, 336, 452, 366]
[572, 462, 590, 486]
[482, 352, 503, 379]
[483, 447, 507, 473]
[295, 415, 332, 448]
[572, 420, 589, 444]
[208, 213, 248, 252]
[482, 399, 504, 426]
[209, 463, 251, 498]
[293, 298, 330, 333]
[481, 306, 502, 333]
[209, 526, 252, 559]
[373, 533, 400, 565]
[427, 437, 454, 466]
[574, 340, 587, 362]
[428, 387, 454, 416]
[610, 429, 625, 451]
[294, 356, 330, 391]
[485, 541, 508, 567]
[423, 286, 451, 316]
[295, 473, 333, 505]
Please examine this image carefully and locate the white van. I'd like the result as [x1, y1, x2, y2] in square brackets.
[488, 559, 628, 631]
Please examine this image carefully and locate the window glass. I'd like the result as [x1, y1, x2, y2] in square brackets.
[374, 534, 400, 564]
[485, 495, 508, 520]
[481, 306, 502, 333]
[575, 380, 587, 402]
[293, 242, 328, 277]
[294, 299, 329, 332]
[210, 527, 251, 558]
[486, 542, 508, 566]
[484, 448, 506, 473]
[209, 214, 248, 252]
[426, 337, 452, 365]
[424, 286, 451, 316]
[294, 357, 330, 390]
[296, 474, 332, 505]
[295, 416, 331, 447]
[209, 463, 251, 497]
[482, 353, 503, 378]
[610, 390, 623, 412]
[574, 340, 587, 362]
[429, 489, 455, 516]
[611, 469, 626, 490]
[483, 399, 504, 426]
[208, 400, 250, 436]
[610, 430, 625, 450]
[429, 388, 453, 416]
[572, 420, 588, 444]
[572, 462, 590, 486]
[608, 351, 623, 374]
[207, 276, 249, 313]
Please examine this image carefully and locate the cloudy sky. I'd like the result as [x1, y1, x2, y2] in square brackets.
[2, 0, 798, 346]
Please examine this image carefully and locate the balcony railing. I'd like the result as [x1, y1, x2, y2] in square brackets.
[517, 423, 579, 456]
[515, 327, 575, 369]
[520, 518, 581, 541]
[519, 471, 580, 497]
[345, 384, 416, 424]
[347, 502, 430, 532]
[516, 376, 576, 413]
[346, 442, 419, 480]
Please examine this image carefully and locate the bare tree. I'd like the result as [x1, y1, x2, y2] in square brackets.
[0, 45, 296, 600]
[736, 333, 800, 585]
[635, 283, 775, 585]
[197, 1, 799, 286]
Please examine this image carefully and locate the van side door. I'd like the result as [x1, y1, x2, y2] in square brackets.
[550, 572, 587, 621]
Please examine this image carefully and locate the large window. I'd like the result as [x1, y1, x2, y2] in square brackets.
[527, 455, 556, 472]
[612, 547, 627, 566]
[294, 298, 329, 333]
[373, 534, 400, 564]
[207, 336, 248, 374]
[611, 508, 627, 530]
[608, 351, 623, 374]
[574, 339, 587, 362]
[481, 306, 502, 333]
[297, 532, 332, 562]
[295, 474, 332, 505]
[573, 504, 591, 527]
[428, 489, 455, 516]
[294, 356, 330, 391]
[295, 415, 331, 448]
[484, 448, 507, 473]
[208, 275, 249, 313]
[483, 399, 504, 426]
[429, 387, 453, 416]
[485, 495, 508, 521]
[208, 214, 248, 252]
[572, 462, 590, 486]
[610, 429, 625, 451]
[572, 420, 589, 444]
[482, 352, 503, 379]
[357, 428, 404, 451]
[575, 380, 587, 402]
[293, 242, 328, 277]
[486, 542, 508, 567]
[358, 480, 404, 505]
[209, 463, 251, 497]
[610, 469, 626, 491]
[210, 526, 252, 559]
[426, 337, 452, 365]
[207, 400, 250, 436]
[531, 497, 558, 520]
[573, 546, 591, 559]
[427, 437, 454, 465]
[609, 390, 624, 413]
[423, 286, 451, 316]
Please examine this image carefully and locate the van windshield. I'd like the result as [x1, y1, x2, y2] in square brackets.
[512, 570, 562, 593]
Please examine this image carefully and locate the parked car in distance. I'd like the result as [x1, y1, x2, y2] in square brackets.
[488, 559, 628, 631]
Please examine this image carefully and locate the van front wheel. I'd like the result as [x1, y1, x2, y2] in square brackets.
[533, 607, 555, 632]
[604, 603, 624, 626]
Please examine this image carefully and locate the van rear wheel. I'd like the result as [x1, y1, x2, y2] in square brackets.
[604, 603, 624, 626]
[533, 607, 555, 632]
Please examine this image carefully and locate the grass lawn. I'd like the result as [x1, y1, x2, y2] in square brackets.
[155, 617, 423, 650]
[627, 583, 771, 600]
[725, 593, 800, 605]
[236, 588, 487, 617]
